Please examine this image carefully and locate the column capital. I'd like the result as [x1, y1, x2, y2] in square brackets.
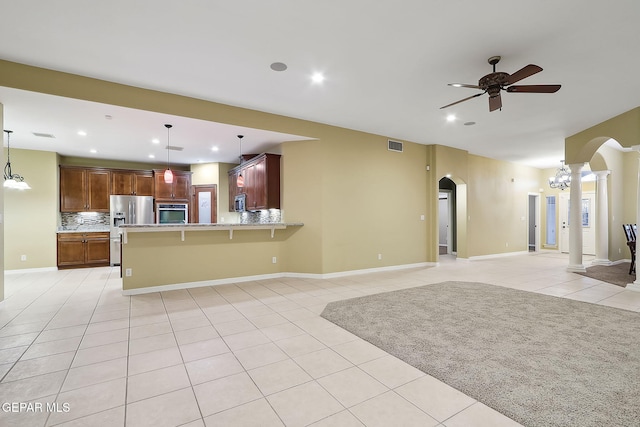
[631, 145, 640, 152]
[593, 170, 611, 179]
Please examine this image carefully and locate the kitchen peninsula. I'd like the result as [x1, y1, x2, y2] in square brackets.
[120, 222, 303, 294]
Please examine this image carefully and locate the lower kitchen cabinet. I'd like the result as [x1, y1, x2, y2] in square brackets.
[57, 232, 110, 268]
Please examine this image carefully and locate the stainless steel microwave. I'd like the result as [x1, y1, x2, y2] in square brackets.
[234, 194, 246, 212]
[156, 203, 189, 224]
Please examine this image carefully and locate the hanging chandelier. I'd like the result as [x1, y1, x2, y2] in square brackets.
[549, 161, 571, 190]
[164, 124, 174, 184]
[3, 130, 31, 190]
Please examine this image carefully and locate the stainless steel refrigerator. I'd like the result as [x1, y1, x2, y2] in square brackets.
[109, 195, 154, 265]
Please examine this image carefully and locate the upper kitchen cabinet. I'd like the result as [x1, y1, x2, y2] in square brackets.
[60, 166, 110, 212]
[153, 170, 192, 201]
[111, 170, 154, 196]
[228, 153, 281, 211]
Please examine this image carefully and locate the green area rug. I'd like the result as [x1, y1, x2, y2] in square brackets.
[321, 281, 640, 427]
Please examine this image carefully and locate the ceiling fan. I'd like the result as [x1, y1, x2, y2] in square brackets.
[440, 56, 561, 112]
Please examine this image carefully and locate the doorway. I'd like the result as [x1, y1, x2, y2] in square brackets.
[438, 177, 457, 256]
[438, 191, 452, 255]
[192, 185, 217, 224]
[528, 194, 539, 252]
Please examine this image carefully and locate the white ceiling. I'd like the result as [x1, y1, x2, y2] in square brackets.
[0, 0, 639, 168]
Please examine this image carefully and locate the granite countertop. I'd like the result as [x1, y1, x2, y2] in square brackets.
[119, 222, 303, 229]
[57, 227, 110, 234]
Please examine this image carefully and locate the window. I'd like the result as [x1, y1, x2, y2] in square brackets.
[546, 196, 556, 245]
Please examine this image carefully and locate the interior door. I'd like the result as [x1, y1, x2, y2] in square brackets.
[192, 185, 217, 224]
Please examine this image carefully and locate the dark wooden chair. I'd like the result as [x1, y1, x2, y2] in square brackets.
[623, 224, 636, 274]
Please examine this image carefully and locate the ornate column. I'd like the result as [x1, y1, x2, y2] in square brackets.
[567, 163, 586, 272]
[628, 147, 640, 290]
[592, 170, 611, 266]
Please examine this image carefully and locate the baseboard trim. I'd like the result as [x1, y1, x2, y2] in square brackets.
[4, 267, 58, 275]
[468, 251, 529, 261]
[625, 282, 640, 292]
[122, 262, 435, 295]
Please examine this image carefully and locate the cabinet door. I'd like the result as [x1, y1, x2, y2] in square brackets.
[252, 157, 267, 210]
[87, 169, 110, 211]
[111, 171, 134, 195]
[85, 238, 110, 264]
[154, 172, 174, 199]
[244, 164, 257, 210]
[60, 168, 87, 212]
[134, 173, 154, 196]
[57, 239, 85, 267]
[173, 173, 191, 200]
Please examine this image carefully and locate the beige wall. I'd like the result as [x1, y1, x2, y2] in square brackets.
[0, 103, 4, 300]
[3, 148, 58, 270]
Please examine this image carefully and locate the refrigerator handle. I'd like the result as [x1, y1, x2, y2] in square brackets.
[129, 200, 135, 224]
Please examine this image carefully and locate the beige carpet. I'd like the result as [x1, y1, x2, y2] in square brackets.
[576, 262, 634, 287]
[321, 282, 640, 427]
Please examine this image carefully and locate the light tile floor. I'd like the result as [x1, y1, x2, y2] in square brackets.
[1, 252, 639, 426]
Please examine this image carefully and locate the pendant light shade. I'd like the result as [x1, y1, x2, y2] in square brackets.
[164, 124, 174, 184]
[3, 130, 31, 190]
[236, 135, 244, 188]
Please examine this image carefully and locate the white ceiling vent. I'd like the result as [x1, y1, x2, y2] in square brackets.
[388, 140, 403, 153]
[33, 132, 55, 138]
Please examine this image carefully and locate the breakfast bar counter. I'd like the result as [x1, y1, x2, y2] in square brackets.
[119, 222, 304, 295]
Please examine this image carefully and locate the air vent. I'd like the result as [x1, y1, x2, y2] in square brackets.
[33, 132, 55, 138]
[165, 145, 184, 151]
[388, 140, 403, 152]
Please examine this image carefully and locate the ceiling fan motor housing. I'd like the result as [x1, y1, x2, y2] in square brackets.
[479, 72, 510, 97]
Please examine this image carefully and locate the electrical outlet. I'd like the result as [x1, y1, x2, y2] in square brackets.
[125, 268, 132, 277]
[20, 255, 27, 261]
[272, 257, 277, 264]
[378, 253, 382, 260]
[420, 215, 425, 221]
[505, 242, 509, 247]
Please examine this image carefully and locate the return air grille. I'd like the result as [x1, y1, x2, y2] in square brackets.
[388, 140, 403, 152]
[33, 132, 56, 138]
[165, 145, 184, 151]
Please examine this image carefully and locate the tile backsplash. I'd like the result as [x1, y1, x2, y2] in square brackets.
[239, 209, 282, 224]
[60, 212, 110, 230]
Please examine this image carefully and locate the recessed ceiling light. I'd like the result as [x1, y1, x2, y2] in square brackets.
[211, 146, 219, 152]
[89, 149, 97, 153]
[152, 138, 159, 144]
[270, 62, 287, 72]
[148, 154, 155, 159]
[78, 130, 87, 136]
[446, 114, 456, 122]
[311, 72, 325, 84]
[464, 121, 476, 126]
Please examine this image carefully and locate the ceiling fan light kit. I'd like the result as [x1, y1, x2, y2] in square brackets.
[441, 56, 561, 112]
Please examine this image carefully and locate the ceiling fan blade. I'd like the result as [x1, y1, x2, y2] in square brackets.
[440, 92, 484, 109]
[506, 64, 543, 85]
[506, 84, 561, 93]
[489, 94, 502, 112]
[448, 83, 482, 89]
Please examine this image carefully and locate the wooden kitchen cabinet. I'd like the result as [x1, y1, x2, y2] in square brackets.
[57, 232, 110, 268]
[228, 153, 280, 211]
[154, 170, 192, 201]
[111, 170, 154, 196]
[60, 166, 110, 212]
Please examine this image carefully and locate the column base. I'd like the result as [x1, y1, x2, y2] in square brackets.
[625, 281, 640, 292]
[591, 259, 612, 266]
[567, 264, 587, 273]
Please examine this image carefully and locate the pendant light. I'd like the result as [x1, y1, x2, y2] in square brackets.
[164, 124, 174, 184]
[3, 130, 31, 190]
[236, 134, 244, 188]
